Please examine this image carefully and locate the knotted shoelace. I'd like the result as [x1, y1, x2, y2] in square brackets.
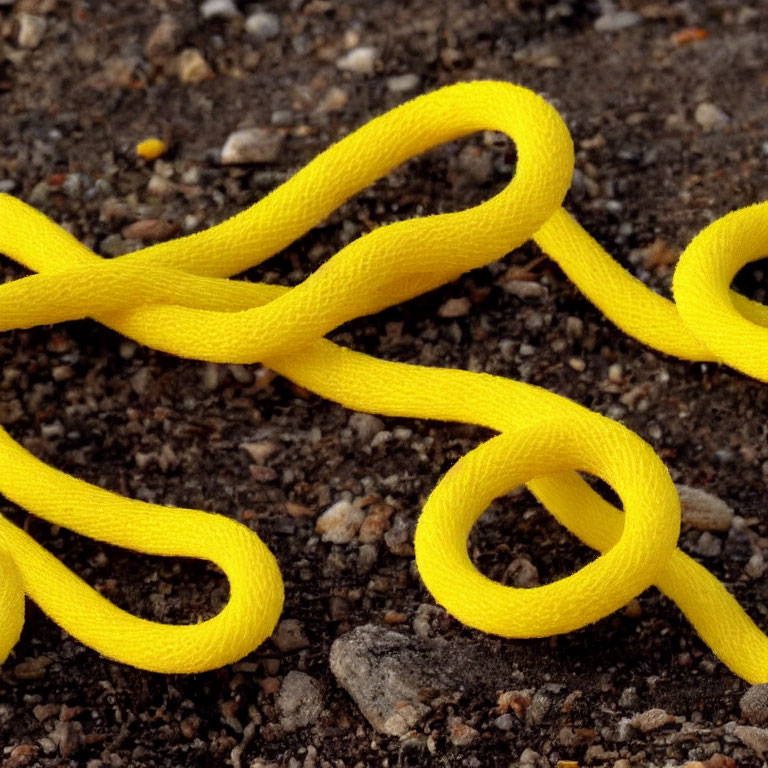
[1, 81, 767, 680]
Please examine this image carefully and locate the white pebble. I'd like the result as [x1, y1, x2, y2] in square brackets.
[387, 73, 420, 93]
[746, 553, 767, 579]
[316, 500, 365, 544]
[220, 127, 283, 164]
[245, 10, 280, 40]
[200, 0, 240, 19]
[17, 13, 46, 48]
[336, 46, 377, 75]
[694, 102, 730, 132]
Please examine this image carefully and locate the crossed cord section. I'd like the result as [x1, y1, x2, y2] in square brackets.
[1, 81, 768, 679]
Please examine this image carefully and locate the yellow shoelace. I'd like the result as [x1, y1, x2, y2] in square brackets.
[1, 81, 767, 679]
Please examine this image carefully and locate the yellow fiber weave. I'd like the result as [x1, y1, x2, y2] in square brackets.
[1, 81, 767, 680]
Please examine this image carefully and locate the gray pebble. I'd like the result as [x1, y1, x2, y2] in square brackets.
[330, 625, 432, 735]
[387, 73, 420, 93]
[494, 713, 514, 730]
[200, 0, 240, 20]
[741, 684, 768, 725]
[349, 412, 385, 444]
[618, 686, 640, 709]
[594, 10, 642, 32]
[277, 671, 323, 732]
[734, 724, 768, 758]
[693, 531, 723, 558]
[272, 619, 310, 653]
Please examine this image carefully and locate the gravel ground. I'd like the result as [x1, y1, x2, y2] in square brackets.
[2, 1, 768, 766]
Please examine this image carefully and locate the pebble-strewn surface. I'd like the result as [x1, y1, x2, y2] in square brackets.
[2, 1, 768, 766]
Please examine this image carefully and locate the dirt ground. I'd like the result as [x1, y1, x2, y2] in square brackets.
[1, 0, 768, 766]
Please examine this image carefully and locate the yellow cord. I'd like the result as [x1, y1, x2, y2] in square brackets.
[1, 81, 767, 680]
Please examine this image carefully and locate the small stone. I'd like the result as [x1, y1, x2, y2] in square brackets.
[147, 174, 175, 198]
[129, 367, 151, 396]
[14, 656, 52, 680]
[438, 297, 471, 318]
[503, 279, 547, 300]
[741, 684, 768, 725]
[694, 102, 730, 132]
[349, 412, 385, 444]
[180, 715, 201, 739]
[245, 10, 281, 40]
[618, 686, 640, 709]
[4, 745, 39, 768]
[272, 619, 310, 653]
[100, 234, 138, 257]
[746, 553, 767, 579]
[527, 691, 551, 726]
[59, 172, 90, 199]
[497, 689, 533, 717]
[51, 721, 83, 759]
[734, 724, 768, 758]
[519, 749, 544, 766]
[277, 671, 323, 732]
[630, 707, 675, 732]
[177, 48, 214, 84]
[383, 513, 414, 557]
[694, 530, 722, 557]
[315, 85, 349, 113]
[259, 676, 280, 695]
[330, 626, 435, 736]
[336, 46, 377, 75]
[387, 73, 420, 93]
[494, 713, 514, 730]
[240, 441, 278, 464]
[144, 14, 183, 58]
[122, 219, 178, 242]
[677, 484, 733, 531]
[285, 502, 315, 518]
[594, 10, 642, 32]
[356, 543, 379, 574]
[565, 316, 584, 339]
[503, 556, 539, 587]
[316, 500, 365, 544]
[33, 704, 60, 721]
[17, 13, 46, 48]
[51, 364, 74, 382]
[200, 0, 240, 20]
[220, 127, 283, 164]
[448, 719, 479, 747]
